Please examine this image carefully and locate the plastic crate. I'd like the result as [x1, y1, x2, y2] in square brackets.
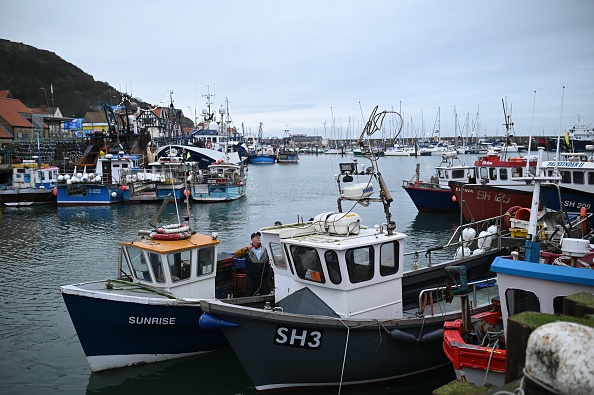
[509, 228, 528, 238]
[234, 257, 246, 269]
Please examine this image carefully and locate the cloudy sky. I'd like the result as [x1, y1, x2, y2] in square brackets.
[2, 0, 593, 139]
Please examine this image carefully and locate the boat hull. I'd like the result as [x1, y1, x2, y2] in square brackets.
[442, 311, 506, 387]
[61, 283, 228, 371]
[56, 184, 124, 206]
[248, 155, 276, 164]
[449, 181, 533, 222]
[200, 304, 450, 391]
[401, 248, 502, 311]
[191, 184, 245, 202]
[541, 184, 594, 227]
[0, 188, 56, 206]
[402, 183, 458, 212]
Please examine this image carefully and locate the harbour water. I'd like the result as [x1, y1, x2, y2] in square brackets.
[0, 153, 479, 395]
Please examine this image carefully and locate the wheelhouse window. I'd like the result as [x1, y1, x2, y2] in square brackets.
[499, 168, 508, 181]
[167, 251, 191, 282]
[324, 250, 342, 284]
[346, 246, 374, 283]
[290, 246, 325, 283]
[126, 247, 151, 281]
[380, 241, 399, 276]
[451, 169, 465, 179]
[573, 171, 584, 185]
[588, 171, 594, 185]
[197, 246, 215, 276]
[560, 170, 571, 184]
[148, 252, 165, 283]
[505, 288, 540, 316]
[269, 242, 287, 270]
[489, 167, 497, 181]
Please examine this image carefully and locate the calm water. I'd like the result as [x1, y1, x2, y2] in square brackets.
[0, 153, 480, 395]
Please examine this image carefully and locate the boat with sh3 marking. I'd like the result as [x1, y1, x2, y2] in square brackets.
[198, 106, 508, 392]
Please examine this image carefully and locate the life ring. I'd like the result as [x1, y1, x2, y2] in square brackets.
[514, 207, 531, 221]
[502, 205, 523, 230]
[150, 231, 191, 240]
[206, 142, 212, 149]
[156, 224, 190, 234]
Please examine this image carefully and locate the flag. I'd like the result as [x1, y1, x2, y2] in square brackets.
[564, 131, 570, 146]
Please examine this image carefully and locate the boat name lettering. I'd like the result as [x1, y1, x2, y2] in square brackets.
[128, 316, 176, 325]
[274, 325, 322, 349]
[480, 161, 493, 165]
[545, 161, 585, 168]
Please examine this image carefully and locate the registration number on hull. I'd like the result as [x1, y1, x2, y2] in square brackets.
[274, 325, 322, 349]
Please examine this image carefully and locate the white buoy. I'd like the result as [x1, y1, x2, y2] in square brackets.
[525, 322, 594, 395]
[111, 191, 117, 198]
[454, 246, 471, 259]
[460, 228, 476, 247]
[477, 230, 492, 249]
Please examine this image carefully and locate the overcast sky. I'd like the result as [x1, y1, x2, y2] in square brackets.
[2, 0, 593, 139]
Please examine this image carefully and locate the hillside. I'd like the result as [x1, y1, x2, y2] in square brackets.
[0, 39, 191, 127]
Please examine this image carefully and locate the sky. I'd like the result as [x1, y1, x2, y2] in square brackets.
[2, 0, 594, 140]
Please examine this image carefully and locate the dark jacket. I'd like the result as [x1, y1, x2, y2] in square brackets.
[244, 248, 270, 278]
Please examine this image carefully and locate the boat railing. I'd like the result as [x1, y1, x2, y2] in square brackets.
[404, 214, 505, 267]
[415, 277, 497, 317]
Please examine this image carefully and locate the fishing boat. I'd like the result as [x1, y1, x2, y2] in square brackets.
[189, 159, 247, 202]
[60, 197, 261, 371]
[54, 153, 138, 206]
[540, 149, 594, 228]
[0, 159, 58, 206]
[276, 146, 299, 163]
[198, 107, 513, 392]
[402, 151, 476, 212]
[155, 95, 249, 169]
[248, 122, 276, 164]
[443, 146, 594, 387]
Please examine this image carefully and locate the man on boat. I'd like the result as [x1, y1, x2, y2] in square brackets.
[235, 232, 272, 296]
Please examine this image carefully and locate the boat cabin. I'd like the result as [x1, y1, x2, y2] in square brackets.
[118, 232, 220, 299]
[475, 153, 537, 183]
[432, 152, 476, 187]
[260, 213, 407, 320]
[11, 160, 59, 189]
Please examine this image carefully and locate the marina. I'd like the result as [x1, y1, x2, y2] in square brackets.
[1, 153, 485, 394]
[0, 149, 592, 394]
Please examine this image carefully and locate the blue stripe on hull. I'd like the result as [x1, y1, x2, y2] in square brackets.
[56, 185, 124, 205]
[61, 293, 228, 359]
[249, 156, 276, 164]
[403, 186, 458, 211]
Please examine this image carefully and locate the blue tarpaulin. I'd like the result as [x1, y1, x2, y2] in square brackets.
[64, 118, 83, 129]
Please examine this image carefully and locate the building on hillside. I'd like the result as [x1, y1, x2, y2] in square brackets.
[0, 90, 34, 145]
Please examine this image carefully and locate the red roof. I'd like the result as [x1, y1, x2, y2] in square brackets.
[0, 97, 33, 128]
[0, 124, 12, 138]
